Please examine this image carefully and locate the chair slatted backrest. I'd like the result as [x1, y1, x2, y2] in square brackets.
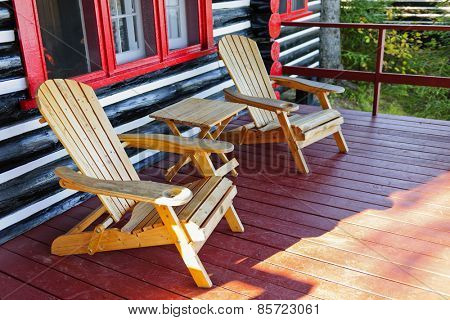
[218, 35, 278, 128]
[37, 79, 140, 222]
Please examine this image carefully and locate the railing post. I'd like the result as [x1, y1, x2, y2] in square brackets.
[373, 28, 386, 116]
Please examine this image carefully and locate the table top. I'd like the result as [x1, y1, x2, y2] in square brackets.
[150, 98, 247, 128]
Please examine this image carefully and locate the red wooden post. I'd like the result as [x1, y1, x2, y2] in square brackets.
[373, 28, 386, 116]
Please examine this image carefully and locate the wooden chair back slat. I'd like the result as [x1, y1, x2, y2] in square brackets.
[219, 35, 278, 128]
[37, 79, 139, 221]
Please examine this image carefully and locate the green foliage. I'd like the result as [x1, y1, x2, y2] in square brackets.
[341, 0, 427, 74]
[337, 0, 450, 120]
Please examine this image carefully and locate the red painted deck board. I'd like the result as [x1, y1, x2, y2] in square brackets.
[0, 272, 57, 300]
[0, 248, 120, 299]
[1, 108, 449, 300]
[3, 235, 186, 300]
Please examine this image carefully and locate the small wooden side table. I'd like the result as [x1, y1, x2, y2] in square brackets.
[151, 98, 247, 181]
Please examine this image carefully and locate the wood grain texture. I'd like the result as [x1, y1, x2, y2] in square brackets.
[218, 35, 348, 173]
[3, 110, 450, 299]
[55, 167, 193, 207]
[33, 79, 242, 288]
[152, 98, 241, 180]
[224, 88, 299, 113]
[37, 79, 139, 221]
[219, 34, 277, 127]
[150, 98, 246, 128]
[119, 133, 235, 154]
[270, 76, 345, 94]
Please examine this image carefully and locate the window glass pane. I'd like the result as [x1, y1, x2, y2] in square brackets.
[279, 0, 288, 13]
[167, 6, 181, 39]
[36, 0, 102, 79]
[109, 0, 157, 65]
[166, 0, 199, 50]
[109, 0, 117, 15]
[292, 0, 306, 11]
[117, 0, 126, 15]
[119, 18, 131, 52]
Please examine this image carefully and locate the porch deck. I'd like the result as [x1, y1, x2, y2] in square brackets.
[1, 106, 449, 300]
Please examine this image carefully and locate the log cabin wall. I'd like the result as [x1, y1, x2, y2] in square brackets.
[251, 0, 322, 95]
[0, 0, 253, 243]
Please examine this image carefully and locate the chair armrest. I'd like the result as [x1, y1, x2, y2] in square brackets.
[270, 76, 345, 94]
[224, 88, 299, 114]
[55, 167, 193, 206]
[119, 134, 234, 154]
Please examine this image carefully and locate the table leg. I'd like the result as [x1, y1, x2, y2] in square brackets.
[212, 117, 233, 140]
[164, 116, 238, 179]
[164, 120, 193, 181]
[165, 123, 212, 181]
[206, 118, 239, 177]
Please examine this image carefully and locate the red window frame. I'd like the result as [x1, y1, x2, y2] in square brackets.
[13, 0, 215, 110]
[279, 0, 311, 21]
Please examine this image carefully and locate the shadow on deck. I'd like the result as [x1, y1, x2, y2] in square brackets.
[1, 106, 449, 300]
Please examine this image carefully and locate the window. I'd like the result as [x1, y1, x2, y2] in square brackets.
[166, 0, 200, 50]
[109, 0, 158, 64]
[36, 0, 102, 78]
[13, 0, 214, 109]
[109, 0, 146, 64]
[279, 0, 311, 21]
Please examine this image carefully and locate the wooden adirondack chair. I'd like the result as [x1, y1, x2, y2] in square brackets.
[37, 79, 244, 288]
[218, 35, 349, 174]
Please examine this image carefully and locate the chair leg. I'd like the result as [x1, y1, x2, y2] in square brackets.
[192, 152, 217, 177]
[333, 129, 349, 153]
[175, 240, 213, 288]
[155, 204, 212, 288]
[289, 144, 310, 174]
[165, 155, 191, 181]
[316, 92, 349, 154]
[224, 205, 244, 232]
[277, 113, 310, 174]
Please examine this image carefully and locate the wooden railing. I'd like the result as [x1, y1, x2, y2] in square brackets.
[281, 21, 450, 116]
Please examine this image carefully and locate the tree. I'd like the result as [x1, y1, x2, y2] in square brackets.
[320, 0, 342, 69]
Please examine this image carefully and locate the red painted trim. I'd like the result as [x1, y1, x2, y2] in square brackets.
[203, 0, 214, 49]
[20, 47, 217, 109]
[270, 41, 281, 61]
[270, 61, 283, 76]
[279, 0, 311, 22]
[282, 21, 450, 115]
[270, 0, 279, 14]
[268, 13, 281, 39]
[98, 0, 117, 73]
[111, 56, 161, 76]
[373, 29, 386, 116]
[12, 0, 47, 100]
[280, 10, 313, 21]
[89, 47, 217, 88]
[167, 44, 202, 60]
[283, 66, 450, 89]
[197, 0, 205, 47]
[156, 0, 169, 60]
[281, 21, 450, 32]
[287, 0, 292, 13]
[15, 0, 215, 110]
